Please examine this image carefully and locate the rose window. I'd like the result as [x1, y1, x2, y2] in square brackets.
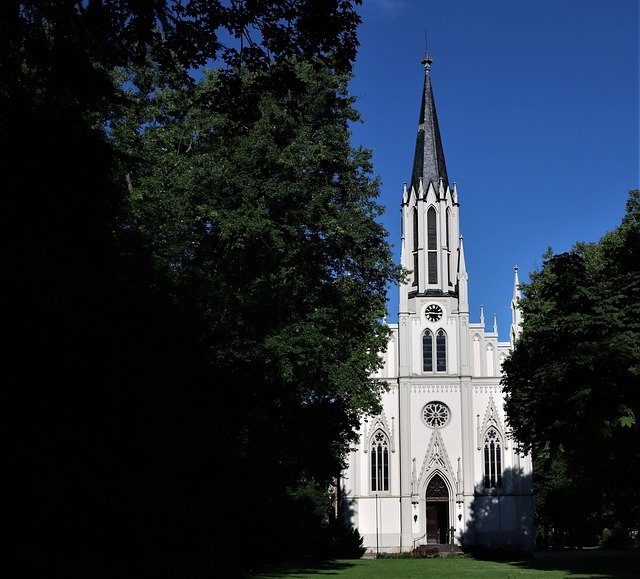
[422, 401, 450, 428]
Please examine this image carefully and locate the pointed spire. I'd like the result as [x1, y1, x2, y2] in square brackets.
[457, 235, 469, 314]
[493, 313, 498, 334]
[458, 235, 467, 276]
[513, 264, 521, 301]
[410, 54, 449, 194]
[480, 305, 485, 326]
[510, 265, 523, 345]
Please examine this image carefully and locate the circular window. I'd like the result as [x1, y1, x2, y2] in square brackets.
[422, 401, 450, 428]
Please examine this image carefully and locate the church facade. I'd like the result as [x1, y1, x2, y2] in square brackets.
[341, 56, 534, 554]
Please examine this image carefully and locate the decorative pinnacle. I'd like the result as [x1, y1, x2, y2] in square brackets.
[422, 53, 433, 71]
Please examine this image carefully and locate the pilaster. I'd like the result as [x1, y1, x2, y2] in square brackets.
[459, 378, 476, 544]
[398, 378, 413, 550]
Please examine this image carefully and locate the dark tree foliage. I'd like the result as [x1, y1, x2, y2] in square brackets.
[502, 190, 640, 547]
[4, 1, 397, 575]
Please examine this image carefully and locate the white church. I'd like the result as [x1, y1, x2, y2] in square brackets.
[341, 55, 534, 554]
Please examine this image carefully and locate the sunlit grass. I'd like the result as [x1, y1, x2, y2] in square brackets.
[249, 551, 640, 578]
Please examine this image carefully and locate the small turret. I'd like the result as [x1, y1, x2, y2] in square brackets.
[457, 235, 469, 314]
[510, 265, 523, 345]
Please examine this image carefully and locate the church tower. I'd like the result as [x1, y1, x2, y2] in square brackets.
[341, 55, 534, 554]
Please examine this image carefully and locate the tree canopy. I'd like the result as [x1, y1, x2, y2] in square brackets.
[502, 190, 640, 546]
[5, 1, 401, 573]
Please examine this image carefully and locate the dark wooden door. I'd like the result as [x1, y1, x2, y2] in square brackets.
[426, 505, 438, 544]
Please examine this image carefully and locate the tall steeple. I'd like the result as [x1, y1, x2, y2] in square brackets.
[410, 54, 449, 194]
[342, 49, 536, 558]
[401, 54, 459, 297]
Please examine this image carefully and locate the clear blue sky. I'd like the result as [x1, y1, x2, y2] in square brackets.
[348, 0, 639, 339]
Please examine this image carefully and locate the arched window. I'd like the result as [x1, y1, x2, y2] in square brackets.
[483, 428, 503, 488]
[371, 430, 390, 492]
[427, 207, 438, 284]
[412, 208, 419, 287]
[423, 330, 433, 372]
[423, 330, 447, 372]
[436, 329, 447, 372]
[426, 473, 448, 500]
[445, 208, 452, 286]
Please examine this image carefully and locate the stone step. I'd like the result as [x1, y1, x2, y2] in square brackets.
[415, 543, 465, 557]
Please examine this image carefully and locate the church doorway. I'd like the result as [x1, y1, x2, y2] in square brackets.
[425, 474, 450, 544]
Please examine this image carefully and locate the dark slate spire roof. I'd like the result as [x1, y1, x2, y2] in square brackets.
[410, 55, 449, 193]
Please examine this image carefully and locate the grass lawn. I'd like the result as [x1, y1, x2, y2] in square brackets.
[248, 551, 640, 578]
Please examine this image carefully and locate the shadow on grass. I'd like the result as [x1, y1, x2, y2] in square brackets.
[248, 550, 640, 578]
[245, 559, 360, 578]
[503, 549, 640, 578]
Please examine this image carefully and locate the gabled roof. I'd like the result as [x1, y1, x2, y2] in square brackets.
[410, 55, 449, 194]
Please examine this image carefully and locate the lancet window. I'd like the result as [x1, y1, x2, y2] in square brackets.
[436, 329, 447, 371]
[446, 208, 452, 286]
[423, 330, 433, 371]
[371, 430, 390, 492]
[427, 207, 438, 284]
[423, 329, 447, 372]
[412, 208, 419, 287]
[483, 427, 503, 488]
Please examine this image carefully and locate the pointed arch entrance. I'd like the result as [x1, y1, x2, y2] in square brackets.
[425, 474, 450, 544]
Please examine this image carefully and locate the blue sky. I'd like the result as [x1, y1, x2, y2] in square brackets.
[348, 0, 639, 339]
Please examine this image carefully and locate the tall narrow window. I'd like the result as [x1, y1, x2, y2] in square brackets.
[412, 209, 419, 287]
[423, 330, 434, 371]
[371, 430, 389, 492]
[483, 428, 503, 488]
[427, 207, 438, 284]
[436, 329, 447, 372]
[424, 330, 446, 372]
[446, 209, 452, 286]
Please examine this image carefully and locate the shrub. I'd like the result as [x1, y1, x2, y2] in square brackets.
[325, 520, 366, 558]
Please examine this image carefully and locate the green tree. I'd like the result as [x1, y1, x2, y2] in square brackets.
[502, 190, 640, 546]
[110, 53, 400, 561]
[5, 1, 398, 573]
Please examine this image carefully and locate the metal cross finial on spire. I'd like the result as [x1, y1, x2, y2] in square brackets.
[422, 28, 433, 70]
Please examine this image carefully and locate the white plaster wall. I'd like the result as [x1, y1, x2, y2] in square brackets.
[343, 281, 533, 553]
[358, 495, 402, 552]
